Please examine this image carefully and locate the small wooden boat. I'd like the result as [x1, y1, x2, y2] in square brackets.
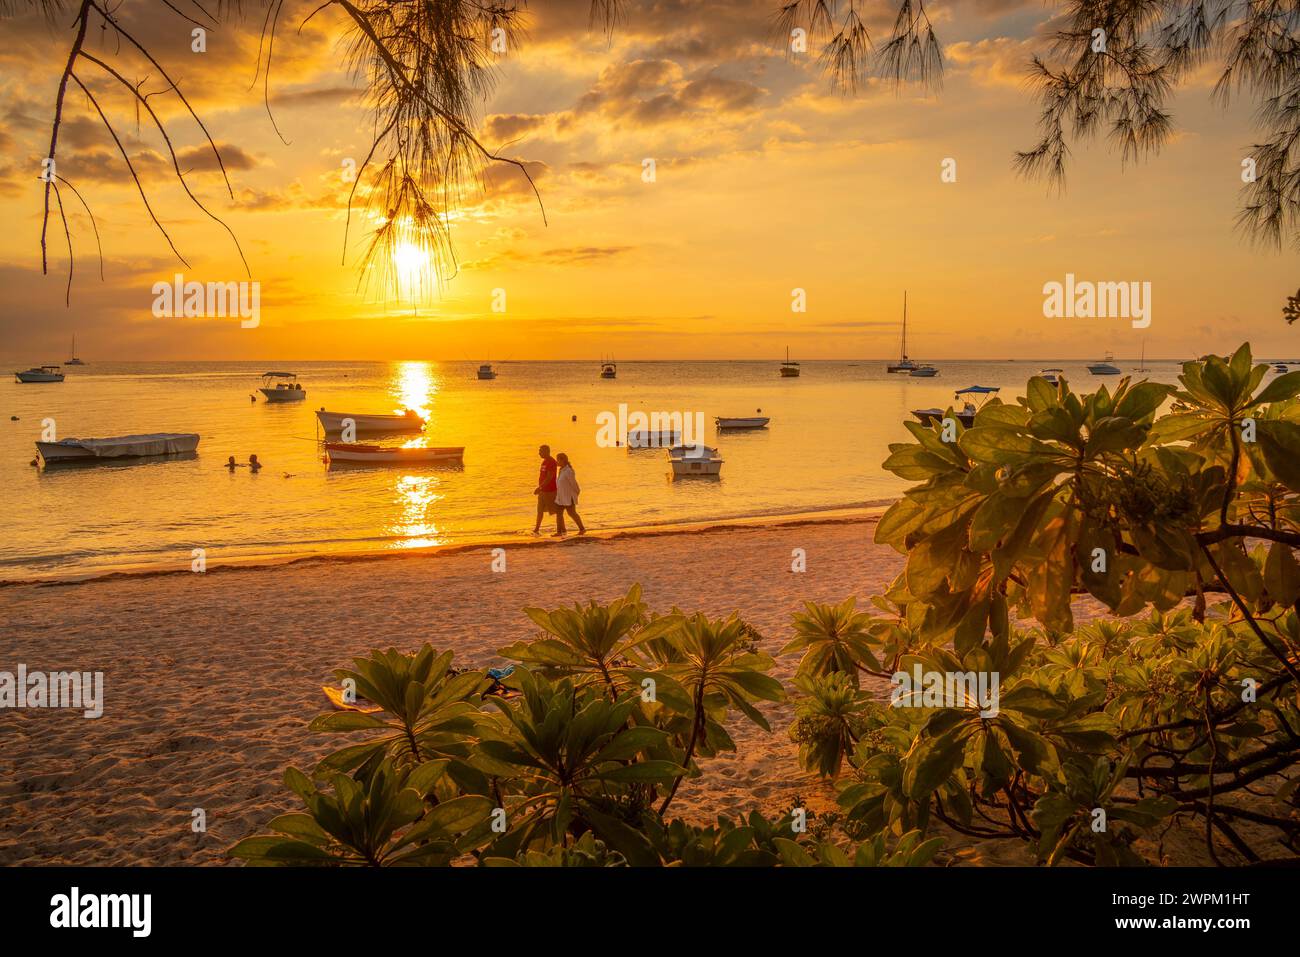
[315, 409, 425, 434]
[324, 442, 463, 465]
[36, 432, 200, 465]
[779, 347, 800, 377]
[477, 363, 497, 380]
[14, 365, 64, 383]
[259, 371, 306, 402]
[627, 428, 680, 449]
[715, 416, 769, 430]
[668, 444, 723, 477]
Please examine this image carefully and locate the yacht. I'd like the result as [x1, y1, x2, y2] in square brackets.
[908, 364, 938, 378]
[66, 335, 85, 365]
[477, 363, 497, 380]
[1088, 352, 1122, 375]
[886, 291, 921, 373]
[14, 365, 64, 383]
[600, 359, 617, 379]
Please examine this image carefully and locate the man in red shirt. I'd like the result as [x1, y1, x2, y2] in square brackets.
[533, 444, 558, 534]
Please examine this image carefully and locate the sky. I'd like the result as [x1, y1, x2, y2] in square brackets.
[0, 0, 1296, 362]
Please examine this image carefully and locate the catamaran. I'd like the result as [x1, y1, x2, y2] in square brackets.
[66, 336, 85, 366]
[600, 359, 617, 379]
[887, 291, 920, 373]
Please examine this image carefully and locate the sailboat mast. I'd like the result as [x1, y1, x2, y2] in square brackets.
[901, 291, 908, 360]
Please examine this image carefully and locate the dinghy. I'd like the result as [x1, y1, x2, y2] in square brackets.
[36, 433, 200, 466]
[315, 409, 425, 434]
[324, 442, 463, 465]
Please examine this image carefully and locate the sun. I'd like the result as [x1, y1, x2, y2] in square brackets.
[390, 240, 432, 301]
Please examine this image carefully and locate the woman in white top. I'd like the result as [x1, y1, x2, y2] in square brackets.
[553, 452, 586, 536]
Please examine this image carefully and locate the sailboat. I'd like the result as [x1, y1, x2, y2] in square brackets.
[66, 335, 85, 366]
[886, 291, 919, 373]
[1133, 342, 1148, 373]
[779, 347, 800, 377]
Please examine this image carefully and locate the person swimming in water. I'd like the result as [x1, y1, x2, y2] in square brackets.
[226, 456, 240, 471]
[248, 454, 262, 472]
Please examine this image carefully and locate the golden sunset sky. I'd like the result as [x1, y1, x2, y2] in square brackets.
[0, 0, 1295, 361]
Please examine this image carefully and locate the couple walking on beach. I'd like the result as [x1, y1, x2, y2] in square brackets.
[533, 444, 586, 536]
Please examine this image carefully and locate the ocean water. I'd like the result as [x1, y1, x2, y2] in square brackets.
[0, 358, 1198, 580]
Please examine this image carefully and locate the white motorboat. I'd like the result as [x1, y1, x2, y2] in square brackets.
[908, 364, 939, 377]
[477, 363, 497, 380]
[911, 386, 1000, 428]
[66, 335, 85, 366]
[259, 371, 306, 402]
[626, 428, 681, 449]
[715, 416, 770, 430]
[600, 359, 617, 379]
[1088, 352, 1122, 375]
[668, 444, 723, 477]
[324, 442, 463, 465]
[36, 432, 199, 466]
[1038, 368, 1064, 386]
[886, 291, 921, 373]
[779, 347, 800, 378]
[315, 409, 426, 434]
[14, 365, 64, 383]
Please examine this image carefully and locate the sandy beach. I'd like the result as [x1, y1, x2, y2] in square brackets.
[1, 512, 908, 865]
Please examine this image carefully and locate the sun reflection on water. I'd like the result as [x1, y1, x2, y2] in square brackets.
[393, 360, 437, 428]
[389, 474, 445, 549]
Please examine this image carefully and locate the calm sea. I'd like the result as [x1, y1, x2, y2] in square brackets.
[0, 358, 1196, 580]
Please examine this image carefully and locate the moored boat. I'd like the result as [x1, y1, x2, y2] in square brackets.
[626, 428, 681, 449]
[1088, 352, 1122, 375]
[66, 336, 85, 366]
[600, 359, 617, 379]
[886, 291, 921, 373]
[668, 444, 723, 477]
[259, 371, 306, 402]
[477, 363, 497, 380]
[779, 347, 800, 377]
[36, 432, 200, 466]
[315, 409, 425, 434]
[715, 416, 770, 430]
[324, 442, 463, 465]
[1038, 368, 1064, 386]
[908, 364, 939, 377]
[911, 385, 999, 428]
[14, 365, 64, 383]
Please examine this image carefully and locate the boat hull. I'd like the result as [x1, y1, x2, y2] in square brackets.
[37, 433, 200, 466]
[324, 443, 463, 465]
[260, 388, 306, 402]
[1087, 364, 1121, 375]
[911, 409, 975, 427]
[715, 417, 769, 430]
[15, 372, 64, 383]
[316, 410, 425, 433]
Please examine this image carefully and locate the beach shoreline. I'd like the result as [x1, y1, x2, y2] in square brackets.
[1, 501, 896, 588]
